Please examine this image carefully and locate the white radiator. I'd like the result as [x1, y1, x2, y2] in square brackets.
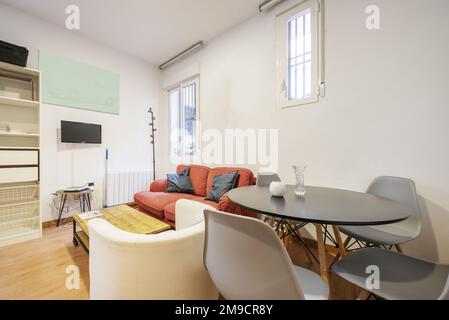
[106, 171, 153, 207]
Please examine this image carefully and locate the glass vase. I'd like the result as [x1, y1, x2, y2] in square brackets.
[293, 165, 307, 196]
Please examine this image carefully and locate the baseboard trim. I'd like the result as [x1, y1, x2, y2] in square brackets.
[42, 217, 73, 228]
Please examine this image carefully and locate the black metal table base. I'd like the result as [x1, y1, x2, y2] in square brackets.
[57, 193, 92, 227]
[72, 220, 90, 253]
[269, 219, 352, 267]
[270, 218, 320, 264]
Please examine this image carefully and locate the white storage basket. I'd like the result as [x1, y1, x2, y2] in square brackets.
[0, 216, 39, 239]
[0, 184, 39, 205]
[0, 200, 39, 224]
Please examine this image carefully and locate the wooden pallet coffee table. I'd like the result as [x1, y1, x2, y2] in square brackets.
[72, 205, 171, 253]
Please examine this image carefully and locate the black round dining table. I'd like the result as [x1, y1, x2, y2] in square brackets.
[226, 184, 412, 281]
[226, 185, 411, 226]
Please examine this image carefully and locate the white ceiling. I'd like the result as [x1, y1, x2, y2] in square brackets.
[0, 0, 261, 65]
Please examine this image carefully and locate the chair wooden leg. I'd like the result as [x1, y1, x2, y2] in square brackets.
[330, 236, 352, 267]
[282, 228, 290, 250]
[394, 244, 403, 253]
[332, 225, 347, 258]
[277, 220, 289, 249]
[315, 224, 329, 282]
[357, 289, 371, 300]
[344, 236, 352, 247]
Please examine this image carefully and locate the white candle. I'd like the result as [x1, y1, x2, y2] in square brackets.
[270, 181, 286, 197]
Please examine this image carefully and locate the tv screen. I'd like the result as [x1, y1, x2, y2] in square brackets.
[61, 121, 102, 144]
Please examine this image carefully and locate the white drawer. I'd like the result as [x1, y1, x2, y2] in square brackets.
[0, 150, 39, 166]
[0, 167, 39, 183]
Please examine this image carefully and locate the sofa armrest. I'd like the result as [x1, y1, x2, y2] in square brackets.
[217, 195, 233, 213]
[218, 194, 258, 218]
[150, 179, 168, 192]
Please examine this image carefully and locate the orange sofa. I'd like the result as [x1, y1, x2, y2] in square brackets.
[134, 165, 256, 227]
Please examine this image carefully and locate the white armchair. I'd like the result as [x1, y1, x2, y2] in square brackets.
[88, 199, 219, 300]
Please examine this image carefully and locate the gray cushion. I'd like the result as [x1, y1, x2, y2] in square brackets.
[205, 171, 239, 203]
[166, 168, 194, 194]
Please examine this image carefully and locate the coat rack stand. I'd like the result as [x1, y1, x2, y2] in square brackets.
[148, 107, 156, 181]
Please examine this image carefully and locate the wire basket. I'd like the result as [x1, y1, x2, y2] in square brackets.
[0, 217, 39, 239]
[0, 201, 39, 224]
[0, 184, 39, 205]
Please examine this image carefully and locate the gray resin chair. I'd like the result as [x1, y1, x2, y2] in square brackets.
[332, 248, 449, 300]
[338, 176, 421, 253]
[256, 172, 281, 186]
[255, 172, 280, 222]
[203, 209, 328, 300]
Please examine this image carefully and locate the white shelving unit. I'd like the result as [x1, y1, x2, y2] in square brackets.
[0, 96, 40, 109]
[0, 61, 41, 247]
[0, 131, 40, 137]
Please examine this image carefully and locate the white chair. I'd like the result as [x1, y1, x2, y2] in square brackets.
[333, 248, 449, 300]
[256, 172, 281, 186]
[338, 176, 421, 252]
[88, 199, 219, 300]
[203, 209, 329, 300]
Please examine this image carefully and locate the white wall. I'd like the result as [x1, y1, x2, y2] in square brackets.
[0, 4, 162, 222]
[161, 0, 449, 262]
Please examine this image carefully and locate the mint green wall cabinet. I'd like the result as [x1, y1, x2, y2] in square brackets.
[39, 50, 120, 114]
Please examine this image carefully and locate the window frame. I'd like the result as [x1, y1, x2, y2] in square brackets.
[168, 76, 200, 157]
[276, 0, 323, 108]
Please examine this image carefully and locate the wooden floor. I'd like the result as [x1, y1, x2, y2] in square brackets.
[0, 224, 359, 300]
[0, 224, 89, 299]
[285, 238, 361, 300]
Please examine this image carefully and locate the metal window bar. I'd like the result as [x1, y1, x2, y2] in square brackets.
[288, 9, 312, 101]
[182, 82, 196, 156]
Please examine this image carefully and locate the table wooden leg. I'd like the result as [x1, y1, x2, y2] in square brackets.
[332, 225, 346, 258]
[357, 289, 371, 300]
[315, 224, 329, 282]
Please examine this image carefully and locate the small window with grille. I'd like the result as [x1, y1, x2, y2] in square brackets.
[277, 0, 322, 108]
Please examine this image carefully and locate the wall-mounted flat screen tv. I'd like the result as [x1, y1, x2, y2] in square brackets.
[61, 120, 102, 144]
